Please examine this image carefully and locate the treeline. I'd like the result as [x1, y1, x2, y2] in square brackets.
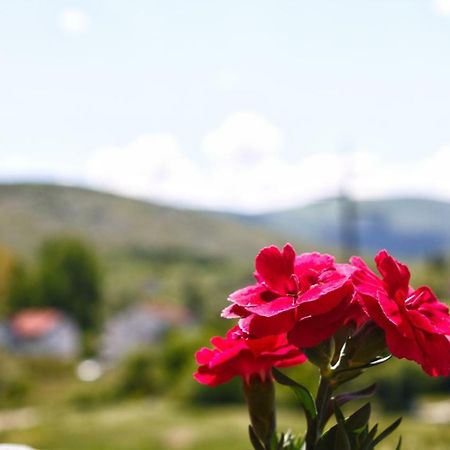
[0, 236, 102, 334]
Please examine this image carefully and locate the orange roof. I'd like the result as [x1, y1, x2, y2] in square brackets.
[11, 308, 64, 338]
[138, 303, 192, 326]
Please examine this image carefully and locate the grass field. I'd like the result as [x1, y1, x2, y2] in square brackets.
[0, 398, 449, 450]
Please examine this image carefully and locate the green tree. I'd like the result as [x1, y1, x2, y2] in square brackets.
[35, 236, 103, 333]
[6, 261, 36, 312]
[0, 246, 37, 314]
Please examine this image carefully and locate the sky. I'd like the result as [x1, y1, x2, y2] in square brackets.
[1, 0, 450, 213]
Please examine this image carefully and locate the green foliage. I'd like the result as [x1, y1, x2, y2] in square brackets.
[115, 350, 165, 398]
[273, 328, 406, 450]
[0, 245, 18, 312]
[1, 399, 448, 450]
[34, 236, 103, 332]
[0, 352, 30, 406]
[5, 260, 36, 311]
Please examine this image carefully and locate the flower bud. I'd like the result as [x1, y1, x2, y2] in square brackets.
[345, 322, 388, 367]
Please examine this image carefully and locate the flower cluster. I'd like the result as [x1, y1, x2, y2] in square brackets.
[195, 325, 306, 386]
[195, 244, 450, 385]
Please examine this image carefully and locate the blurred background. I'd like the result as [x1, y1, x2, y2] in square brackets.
[0, 1, 449, 449]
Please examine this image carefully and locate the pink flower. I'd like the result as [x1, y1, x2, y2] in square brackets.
[352, 250, 450, 376]
[222, 244, 362, 348]
[194, 326, 306, 386]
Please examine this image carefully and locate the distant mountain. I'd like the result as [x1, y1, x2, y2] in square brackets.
[245, 197, 450, 258]
[0, 183, 288, 259]
[2, 184, 447, 261]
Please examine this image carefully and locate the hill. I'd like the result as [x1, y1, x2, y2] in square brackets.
[0, 183, 298, 314]
[2, 184, 448, 314]
[246, 197, 450, 258]
[0, 183, 289, 259]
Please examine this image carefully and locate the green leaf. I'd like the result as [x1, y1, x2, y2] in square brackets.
[335, 354, 392, 375]
[332, 368, 364, 387]
[361, 424, 378, 450]
[335, 425, 351, 450]
[332, 403, 351, 450]
[276, 433, 284, 450]
[372, 417, 402, 447]
[345, 402, 371, 434]
[249, 425, 265, 450]
[333, 401, 346, 425]
[316, 425, 337, 450]
[273, 431, 305, 450]
[272, 368, 317, 421]
[368, 354, 392, 367]
[334, 383, 377, 407]
[334, 410, 351, 450]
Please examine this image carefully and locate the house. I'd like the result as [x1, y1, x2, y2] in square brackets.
[100, 302, 192, 363]
[8, 308, 80, 359]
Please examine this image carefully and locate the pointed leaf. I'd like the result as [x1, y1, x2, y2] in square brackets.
[335, 425, 351, 450]
[333, 401, 346, 425]
[361, 424, 378, 450]
[272, 368, 317, 421]
[331, 402, 350, 449]
[336, 354, 392, 375]
[372, 417, 402, 447]
[249, 425, 265, 450]
[316, 425, 337, 450]
[346, 402, 372, 434]
[368, 354, 392, 367]
[333, 368, 363, 386]
[335, 383, 377, 407]
[274, 432, 283, 450]
[334, 406, 351, 450]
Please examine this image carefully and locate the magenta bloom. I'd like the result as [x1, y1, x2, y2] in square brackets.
[352, 250, 450, 376]
[222, 244, 362, 348]
[194, 326, 306, 386]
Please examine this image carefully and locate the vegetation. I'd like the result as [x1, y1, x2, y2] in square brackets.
[0, 399, 449, 450]
[0, 183, 448, 449]
[0, 183, 294, 314]
[33, 237, 102, 332]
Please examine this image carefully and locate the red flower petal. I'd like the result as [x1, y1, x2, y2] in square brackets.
[255, 244, 297, 295]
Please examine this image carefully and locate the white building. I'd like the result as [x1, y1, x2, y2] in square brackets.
[100, 302, 192, 363]
[8, 308, 80, 359]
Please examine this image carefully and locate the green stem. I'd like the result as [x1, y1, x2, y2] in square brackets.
[315, 374, 333, 438]
[244, 377, 276, 450]
[305, 372, 333, 450]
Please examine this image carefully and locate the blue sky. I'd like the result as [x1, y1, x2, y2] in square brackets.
[1, 0, 450, 212]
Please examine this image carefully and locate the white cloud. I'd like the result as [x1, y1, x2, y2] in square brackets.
[203, 111, 283, 165]
[81, 112, 450, 212]
[433, 0, 450, 16]
[7, 111, 450, 213]
[84, 133, 201, 206]
[58, 8, 89, 34]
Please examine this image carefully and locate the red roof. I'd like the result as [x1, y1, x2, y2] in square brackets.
[11, 308, 64, 338]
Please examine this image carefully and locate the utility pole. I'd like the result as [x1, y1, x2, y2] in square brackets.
[338, 142, 359, 261]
